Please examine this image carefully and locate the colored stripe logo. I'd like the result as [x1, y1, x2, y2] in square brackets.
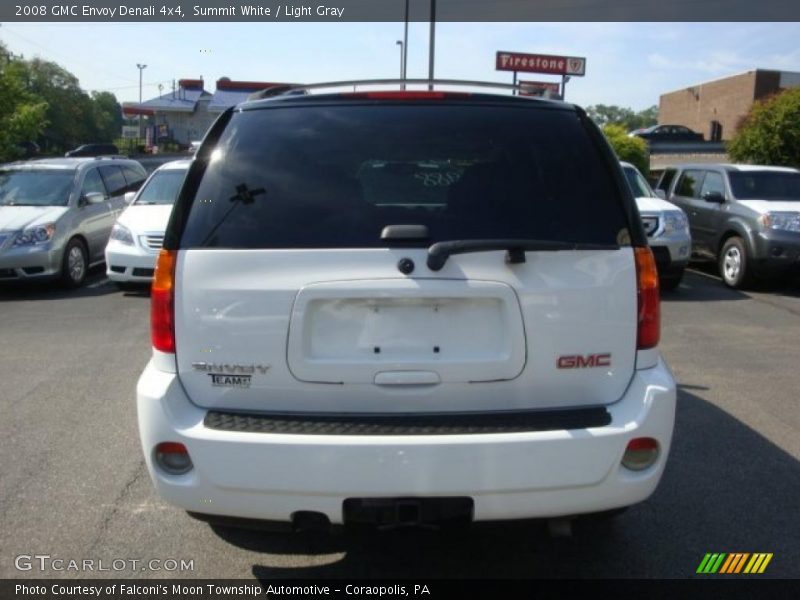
[697, 553, 773, 574]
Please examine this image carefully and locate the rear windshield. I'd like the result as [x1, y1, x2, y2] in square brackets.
[135, 169, 188, 205]
[180, 104, 628, 248]
[0, 169, 75, 207]
[729, 171, 800, 201]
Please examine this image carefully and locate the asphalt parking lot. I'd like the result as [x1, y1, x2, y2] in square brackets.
[1, 265, 798, 579]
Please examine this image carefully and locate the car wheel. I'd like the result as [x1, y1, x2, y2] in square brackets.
[719, 237, 754, 289]
[61, 238, 88, 288]
[659, 267, 684, 291]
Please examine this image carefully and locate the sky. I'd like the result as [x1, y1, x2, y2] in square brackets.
[1, 21, 799, 110]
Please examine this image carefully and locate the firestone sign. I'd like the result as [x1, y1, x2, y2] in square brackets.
[496, 51, 586, 76]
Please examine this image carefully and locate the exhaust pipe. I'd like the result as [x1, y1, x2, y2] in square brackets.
[292, 511, 331, 533]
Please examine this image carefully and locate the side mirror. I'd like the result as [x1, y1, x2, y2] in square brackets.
[124, 191, 136, 204]
[82, 192, 106, 206]
[654, 189, 666, 200]
[702, 190, 725, 203]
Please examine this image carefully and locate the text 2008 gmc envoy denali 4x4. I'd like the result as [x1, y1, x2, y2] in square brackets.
[137, 81, 676, 532]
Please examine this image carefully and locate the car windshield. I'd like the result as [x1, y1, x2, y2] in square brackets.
[729, 171, 800, 201]
[134, 169, 188, 205]
[0, 169, 75, 206]
[623, 166, 655, 198]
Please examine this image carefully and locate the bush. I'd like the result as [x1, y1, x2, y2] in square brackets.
[602, 124, 649, 175]
[728, 88, 800, 167]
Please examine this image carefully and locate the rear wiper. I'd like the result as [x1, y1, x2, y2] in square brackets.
[426, 239, 620, 271]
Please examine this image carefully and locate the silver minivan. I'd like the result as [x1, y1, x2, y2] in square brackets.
[0, 157, 147, 287]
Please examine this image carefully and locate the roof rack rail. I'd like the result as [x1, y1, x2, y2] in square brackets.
[249, 79, 530, 100]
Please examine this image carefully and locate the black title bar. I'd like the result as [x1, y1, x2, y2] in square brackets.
[3, 0, 800, 22]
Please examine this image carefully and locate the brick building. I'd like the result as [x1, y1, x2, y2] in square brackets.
[659, 69, 800, 142]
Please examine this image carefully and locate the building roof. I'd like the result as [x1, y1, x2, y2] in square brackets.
[208, 79, 297, 112]
[122, 79, 210, 117]
[659, 68, 800, 98]
[122, 78, 298, 117]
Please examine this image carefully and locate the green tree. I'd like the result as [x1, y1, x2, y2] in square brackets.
[90, 91, 123, 143]
[0, 43, 49, 161]
[587, 104, 658, 131]
[728, 88, 800, 167]
[602, 124, 649, 175]
[20, 57, 96, 152]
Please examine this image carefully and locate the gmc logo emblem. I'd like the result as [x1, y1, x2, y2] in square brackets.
[557, 353, 612, 369]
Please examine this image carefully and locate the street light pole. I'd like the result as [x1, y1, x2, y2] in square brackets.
[136, 63, 147, 141]
[428, 0, 436, 90]
[402, 0, 409, 85]
[396, 40, 404, 82]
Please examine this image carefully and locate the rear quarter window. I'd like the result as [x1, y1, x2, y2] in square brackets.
[121, 165, 147, 192]
[179, 103, 630, 249]
[98, 165, 127, 196]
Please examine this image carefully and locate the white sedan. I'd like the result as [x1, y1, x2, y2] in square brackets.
[105, 160, 190, 286]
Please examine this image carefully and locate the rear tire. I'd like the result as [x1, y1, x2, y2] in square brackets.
[659, 267, 684, 291]
[61, 238, 88, 288]
[719, 237, 754, 289]
[114, 281, 140, 292]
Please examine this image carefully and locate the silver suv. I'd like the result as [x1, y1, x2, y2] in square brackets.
[656, 164, 800, 288]
[621, 162, 691, 290]
[0, 157, 146, 287]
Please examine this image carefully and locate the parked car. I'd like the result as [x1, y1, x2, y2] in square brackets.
[106, 160, 190, 287]
[630, 125, 703, 142]
[137, 84, 675, 532]
[65, 143, 121, 157]
[656, 164, 800, 288]
[0, 157, 146, 287]
[15, 141, 40, 159]
[621, 162, 691, 290]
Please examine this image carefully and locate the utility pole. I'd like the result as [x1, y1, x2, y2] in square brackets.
[396, 41, 404, 81]
[136, 63, 147, 140]
[561, 75, 571, 100]
[428, 0, 436, 90]
[402, 0, 409, 89]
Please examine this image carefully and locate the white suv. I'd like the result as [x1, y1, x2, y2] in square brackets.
[137, 83, 676, 531]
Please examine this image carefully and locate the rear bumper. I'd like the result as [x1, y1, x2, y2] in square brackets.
[137, 359, 676, 524]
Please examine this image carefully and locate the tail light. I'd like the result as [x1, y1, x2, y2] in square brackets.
[635, 247, 660, 349]
[621, 437, 659, 471]
[151, 249, 177, 353]
[154, 442, 193, 475]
